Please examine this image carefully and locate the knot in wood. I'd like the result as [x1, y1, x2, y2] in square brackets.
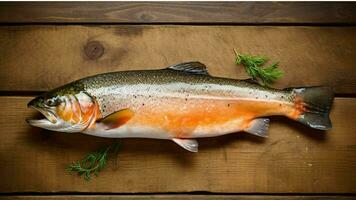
[84, 41, 104, 60]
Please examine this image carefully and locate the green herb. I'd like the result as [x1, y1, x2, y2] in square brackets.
[67, 141, 121, 181]
[234, 49, 283, 86]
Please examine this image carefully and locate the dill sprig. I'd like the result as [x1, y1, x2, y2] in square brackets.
[67, 141, 121, 181]
[234, 49, 283, 86]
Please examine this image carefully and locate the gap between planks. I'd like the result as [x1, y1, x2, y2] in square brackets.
[0, 194, 356, 200]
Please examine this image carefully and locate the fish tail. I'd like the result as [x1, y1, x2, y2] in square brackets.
[289, 86, 334, 130]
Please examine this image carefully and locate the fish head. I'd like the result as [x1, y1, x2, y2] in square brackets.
[27, 86, 101, 133]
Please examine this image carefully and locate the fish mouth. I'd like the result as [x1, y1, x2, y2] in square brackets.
[26, 105, 58, 125]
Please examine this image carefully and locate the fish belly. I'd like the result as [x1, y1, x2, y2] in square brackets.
[115, 97, 294, 139]
[83, 118, 245, 139]
[83, 124, 172, 139]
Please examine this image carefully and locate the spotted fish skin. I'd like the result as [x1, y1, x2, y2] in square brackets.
[81, 69, 292, 118]
[27, 62, 334, 152]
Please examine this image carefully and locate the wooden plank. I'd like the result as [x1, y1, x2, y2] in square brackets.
[0, 26, 355, 94]
[0, 97, 355, 193]
[0, 195, 355, 200]
[0, 2, 355, 24]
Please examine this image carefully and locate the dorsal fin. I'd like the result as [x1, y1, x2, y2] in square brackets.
[167, 62, 209, 75]
[243, 78, 260, 85]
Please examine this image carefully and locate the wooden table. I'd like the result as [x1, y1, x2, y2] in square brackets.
[0, 2, 356, 199]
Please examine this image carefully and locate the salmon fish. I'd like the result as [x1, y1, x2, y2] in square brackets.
[27, 62, 334, 152]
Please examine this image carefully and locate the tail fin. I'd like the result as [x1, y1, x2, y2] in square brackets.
[291, 86, 334, 130]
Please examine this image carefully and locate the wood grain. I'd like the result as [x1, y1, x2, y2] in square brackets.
[0, 2, 355, 24]
[0, 26, 355, 94]
[0, 96, 355, 193]
[0, 195, 355, 200]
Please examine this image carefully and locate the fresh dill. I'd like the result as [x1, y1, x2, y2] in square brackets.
[67, 141, 121, 181]
[234, 49, 283, 86]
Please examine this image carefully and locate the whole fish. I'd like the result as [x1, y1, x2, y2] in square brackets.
[27, 62, 334, 152]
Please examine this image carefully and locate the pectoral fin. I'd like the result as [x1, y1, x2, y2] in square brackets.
[172, 138, 199, 152]
[98, 108, 134, 130]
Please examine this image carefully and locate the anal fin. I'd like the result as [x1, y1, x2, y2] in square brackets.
[172, 138, 199, 152]
[244, 118, 270, 138]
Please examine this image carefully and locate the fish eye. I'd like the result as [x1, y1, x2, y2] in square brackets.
[45, 98, 58, 106]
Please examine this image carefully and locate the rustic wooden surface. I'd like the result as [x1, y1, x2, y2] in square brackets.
[1, 2, 356, 199]
[0, 2, 355, 24]
[0, 195, 355, 200]
[0, 26, 355, 94]
[0, 97, 355, 193]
